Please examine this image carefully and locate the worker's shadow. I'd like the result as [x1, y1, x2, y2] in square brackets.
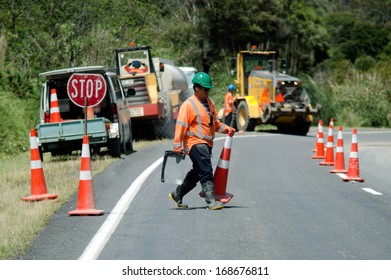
[170, 205, 248, 210]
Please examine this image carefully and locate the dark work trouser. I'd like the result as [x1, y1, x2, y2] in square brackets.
[188, 143, 214, 185]
[224, 112, 232, 126]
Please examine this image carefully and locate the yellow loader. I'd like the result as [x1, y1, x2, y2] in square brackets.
[230, 47, 321, 135]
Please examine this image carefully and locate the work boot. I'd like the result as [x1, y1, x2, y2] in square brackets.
[169, 173, 197, 209]
[201, 181, 224, 210]
[169, 187, 188, 209]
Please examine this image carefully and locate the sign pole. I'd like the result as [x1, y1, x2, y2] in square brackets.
[84, 95, 88, 136]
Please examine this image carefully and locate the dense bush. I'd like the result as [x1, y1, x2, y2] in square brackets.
[0, 91, 39, 158]
[316, 59, 391, 127]
[0, 0, 390, 158]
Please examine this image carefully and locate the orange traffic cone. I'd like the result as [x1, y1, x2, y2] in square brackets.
[312, 119, 325, 159]
[214, 130, 235, 204]
[330, 126, 347, 173]
[68, 135, 104, 216]
[259, 87, 270, 105]
[49, 88, 62, 123]
[85, 107, 95, 120]
[275, 92, 285, 103]
[312, 119, 322, 152]
[22, 129, 58, 202]
[319, 120, 335, 166]
[342, 128, 364, 182]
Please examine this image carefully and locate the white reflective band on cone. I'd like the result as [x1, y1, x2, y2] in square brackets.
[50, 107, 60, 113]
[79, 170, 92, 180]
[82, 144, 90, 157]
[30, 137, 38, 149]
[224, 137, 232, 149]
[218, 159, 230, 169]
[349, 151, 358, 158]
[30, 160, 42, 169]
[336, 146, 344, 152]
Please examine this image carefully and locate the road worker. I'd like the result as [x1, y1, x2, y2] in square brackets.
[169, 72, 235, 210]
[223, 84, 235, 126]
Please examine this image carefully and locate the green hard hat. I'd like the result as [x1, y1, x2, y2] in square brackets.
[192, 72, 214, 88]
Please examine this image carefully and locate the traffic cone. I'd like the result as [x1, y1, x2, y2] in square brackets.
[22, 129, 58, 202]
[49, 88, 62, 123]
[259, 87, 270, 105]
[213, 130, 235, 204]
[312, 119, 322, 152]
[312, 119, 325, 159]
[330, 126, 347, 173]
[342, 129, 364, 182]
[319, 120, 335, 166]
[68, 135, 104, 216]
[85, 107, 95, 120]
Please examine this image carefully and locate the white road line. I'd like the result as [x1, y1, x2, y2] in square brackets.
[79, 157, 163, 260]
[362, 188, 383, 195]
[336, 173, 348, 180]
[335, 174, 383, 195]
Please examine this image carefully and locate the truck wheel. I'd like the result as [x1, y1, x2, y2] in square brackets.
[276, 124, 290, 134]
[261, 103, 271, 123]
[121, 121, 133, 155]
[91, 145, 101, 156]
[109, 137, 121, 157]
[231, 110, 237, 130]
[154, 93, 175, 139]
[39, 146, 44, 162]
[294, 119, 311, 136]
[236, 101, 256, 131]
[277, 119, 311, 136]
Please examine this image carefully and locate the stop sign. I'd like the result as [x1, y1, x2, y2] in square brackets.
[67, 73, 107, 108]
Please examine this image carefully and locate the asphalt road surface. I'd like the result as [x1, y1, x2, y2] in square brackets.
[21, 127, 391, 260]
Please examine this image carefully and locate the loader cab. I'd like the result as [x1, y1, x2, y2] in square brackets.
[234, 51, 276, 95]
[230, 57, 237, 76]
[230, 51, 279, 95]
[243, 52, 277, 76]
[278, 58, 288, 74]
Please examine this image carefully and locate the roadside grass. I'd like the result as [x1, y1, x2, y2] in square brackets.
[0, 151, 118, 260]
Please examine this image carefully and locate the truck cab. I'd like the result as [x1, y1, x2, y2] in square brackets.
[37, 66, 133, 158]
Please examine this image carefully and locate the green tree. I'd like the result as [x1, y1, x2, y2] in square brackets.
[283, 1, 329, 74]
[326, 12, 390, 63]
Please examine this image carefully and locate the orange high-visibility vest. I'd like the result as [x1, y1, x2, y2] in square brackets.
[174, 95, 228, 154]
[223, 91, 234, 116]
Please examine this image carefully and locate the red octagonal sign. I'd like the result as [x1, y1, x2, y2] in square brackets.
[67, 73, 107, 108]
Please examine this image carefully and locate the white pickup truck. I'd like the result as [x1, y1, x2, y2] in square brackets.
[36, 66, 133, 159]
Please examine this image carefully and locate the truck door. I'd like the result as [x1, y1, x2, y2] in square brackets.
[107, 74, 132, 153]
[40, 83, 48, 124]
[107, 75, 126, 122]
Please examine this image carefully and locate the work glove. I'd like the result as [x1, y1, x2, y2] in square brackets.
[224, 126, 235, 135]
[174, 146, 184, 155]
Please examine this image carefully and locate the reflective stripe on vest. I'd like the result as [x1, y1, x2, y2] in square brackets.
[187, 98, 213, 141]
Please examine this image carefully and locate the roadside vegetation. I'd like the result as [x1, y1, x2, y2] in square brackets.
[0, 0, 391, 259]
[1, 0, 391, 158]
[0, 152, 117, 259]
